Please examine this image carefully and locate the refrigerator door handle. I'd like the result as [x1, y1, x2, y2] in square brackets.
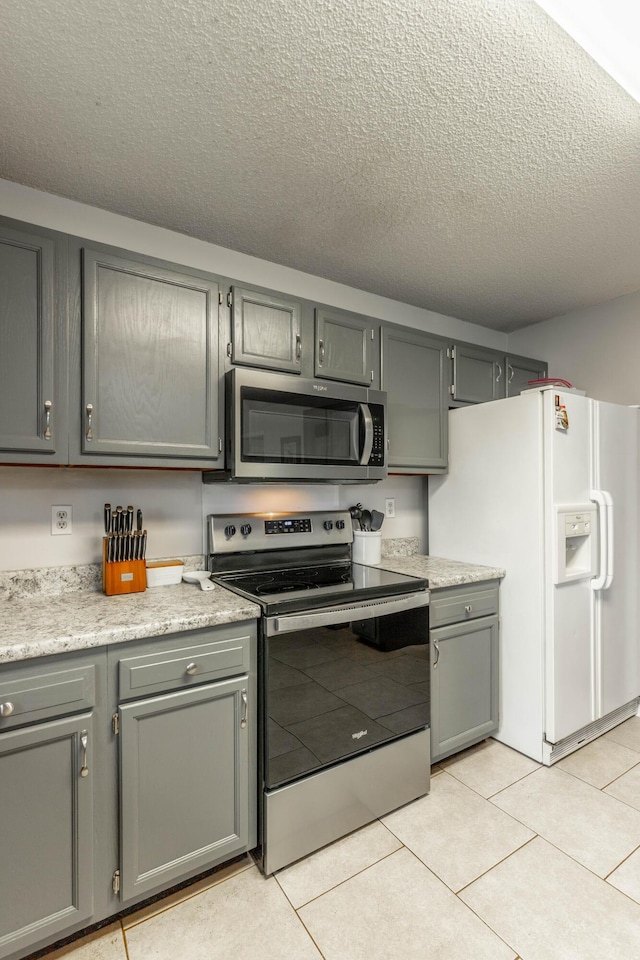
[590, 489, 614, 590]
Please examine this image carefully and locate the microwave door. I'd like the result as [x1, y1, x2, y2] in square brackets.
[359, 403, 374, 465]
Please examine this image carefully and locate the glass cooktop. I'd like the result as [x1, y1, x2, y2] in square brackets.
[213, 561, 428, 615]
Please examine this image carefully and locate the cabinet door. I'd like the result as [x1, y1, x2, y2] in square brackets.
[80, 247, 220, 461]
[452, 344, 505, 403]
[315, 307, 374, 385]
[0, 714, 94, 959]
[0, 220, 66, 461]
[118, 676, 250, 902]
[381, 325, 448, 472]
[430, 616, 498, 762]
[505, 354, 548, 397]
[230, 285, 302, 373]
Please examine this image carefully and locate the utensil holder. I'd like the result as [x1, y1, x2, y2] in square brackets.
[102, 538, 147, 596]
[352, 530, 382, 565]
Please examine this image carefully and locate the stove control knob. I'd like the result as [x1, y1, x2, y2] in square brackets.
[336, 519, 346, 530]
[240, 524, 252, 537]
[224, 524, 236, 539]
[323, 520, 334, 531]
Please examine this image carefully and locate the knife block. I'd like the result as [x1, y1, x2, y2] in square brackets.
[102, 539, 147, 596]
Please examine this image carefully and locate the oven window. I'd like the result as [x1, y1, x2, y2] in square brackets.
[241, 393, 359, 465]
[264, 608, 430, 790]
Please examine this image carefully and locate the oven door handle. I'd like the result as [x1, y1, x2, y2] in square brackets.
[265, 590, 429, 636]
[359, 403, 374, 466]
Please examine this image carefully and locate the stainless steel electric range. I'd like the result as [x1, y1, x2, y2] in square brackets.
[207, 510, 431, 875]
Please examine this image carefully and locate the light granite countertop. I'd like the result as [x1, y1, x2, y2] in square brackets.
[0, 582, 260, 664]
[375, 555, 505, 588]
[0, 550, 504, 665]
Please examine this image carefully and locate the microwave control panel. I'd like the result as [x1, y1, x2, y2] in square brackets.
[369, 404, 386, 466]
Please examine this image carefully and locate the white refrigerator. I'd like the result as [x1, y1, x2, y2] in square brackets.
[429, 387, 640, 764]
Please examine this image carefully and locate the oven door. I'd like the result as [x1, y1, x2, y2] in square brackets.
[226, 368, 387, 481]
[263, 592, 430, 791]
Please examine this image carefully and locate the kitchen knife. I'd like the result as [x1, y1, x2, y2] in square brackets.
[126, 506, 134, 533]
[104, 503, 111, 535]
[137, 509, 143, 533]
[141, 529, 147, 560]
[115, 506, 123, 535]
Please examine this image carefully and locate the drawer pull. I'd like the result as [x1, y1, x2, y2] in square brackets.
[0, 701, 14, 717]
[240, 688, 248, 729]
[465, 605, 473, 615]
[185, 662, 198, 676]
[80, 729, 89, 778]
[433, 640, 440, 669]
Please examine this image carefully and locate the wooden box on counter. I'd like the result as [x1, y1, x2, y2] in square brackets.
[102, 538, 147, 596]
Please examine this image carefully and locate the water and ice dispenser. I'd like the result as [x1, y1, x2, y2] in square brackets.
[554, 505, 598, 584]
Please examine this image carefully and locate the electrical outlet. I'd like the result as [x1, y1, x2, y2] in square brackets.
[51, 505, 73, 535]
[385, 498, 396, 519]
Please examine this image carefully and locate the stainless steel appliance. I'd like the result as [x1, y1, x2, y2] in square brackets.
[203, 368, 387, 483]
[207, 510, 430, 875]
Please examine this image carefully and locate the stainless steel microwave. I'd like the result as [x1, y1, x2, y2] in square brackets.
[204, 368, 387, 482]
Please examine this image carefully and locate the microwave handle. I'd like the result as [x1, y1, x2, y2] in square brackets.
[359, 403, 374, 465]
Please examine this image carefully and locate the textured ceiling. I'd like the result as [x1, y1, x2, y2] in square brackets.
[2, 0, 640, 332]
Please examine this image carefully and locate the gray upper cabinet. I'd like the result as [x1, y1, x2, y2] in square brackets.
[381, 325, 448, 473]
[230, 285, 302, 374]
[72, 245, 222, 465]
[0, 713, 94, 959]
[314, 307, 375, 385]
[451, 343, 505, 404]
[505, 353, 548, 397]
[0, 218, 67, 463]
[451, 342, 548, 405]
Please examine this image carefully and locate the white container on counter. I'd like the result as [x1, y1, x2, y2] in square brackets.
[145, 560, 184, 587]
[352, 530, 382, 565]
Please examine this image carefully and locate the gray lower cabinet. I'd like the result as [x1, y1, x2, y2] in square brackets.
[0, 715, 94, 959]
[1, 620, 257, 960]
[430, 582, 499, 762]
[229, 284, 302, 374]
[70, 243, 223, 466]
[0, 217, 67, 463]
[314, 307, 375, 385]
[381, 324, 448, 473]
[118, 676, 251, 902]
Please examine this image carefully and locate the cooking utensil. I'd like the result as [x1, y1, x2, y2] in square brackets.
[137, 508, 143, 533]
[348, 503, 362, 530]
[360, 509, 372, 531]
[182, 570, 215, 592]
[126, 505, 134, 533]
[104, 503, 111, 535]
[370, 509, 384, 531]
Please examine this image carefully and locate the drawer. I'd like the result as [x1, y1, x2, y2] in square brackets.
[118, 632, 252, 700]
[429, 582, 499, 628]
[0, 665, 95, 731]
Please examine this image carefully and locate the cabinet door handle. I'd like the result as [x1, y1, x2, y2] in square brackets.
[495, 362, 503, 382]
[465, 604, 473, 615]
[80, 729, 89, 778]
[43, 400, 53, 440]
[240, 688, 248, 729]
[185, 662, 198, 676]
[295, 335, 302, 362]
[507, 364, 515, 384]
[0, 701, 14, 717]
[318, 339, 325, 364]
[85, 403, 94, 441]
[433, 640, 440, 669]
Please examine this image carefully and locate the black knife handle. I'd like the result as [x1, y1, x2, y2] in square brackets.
[104, 503, 111, 535]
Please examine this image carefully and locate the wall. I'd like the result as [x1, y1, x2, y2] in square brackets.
[508, 290, 640, 406]
[0, 180, 443, 571]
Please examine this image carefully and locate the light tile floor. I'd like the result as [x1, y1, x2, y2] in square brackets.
[38, 717, 640, 960]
